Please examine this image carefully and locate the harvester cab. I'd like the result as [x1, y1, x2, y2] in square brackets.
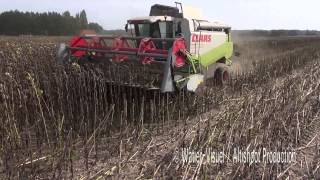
[56, 3, 233, 93]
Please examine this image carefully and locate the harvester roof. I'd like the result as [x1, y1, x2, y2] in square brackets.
[127, 16, 175, 24]
[150, 4, 182, 18]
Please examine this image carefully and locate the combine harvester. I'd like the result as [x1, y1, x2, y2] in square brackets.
[57, 2, 233, 93]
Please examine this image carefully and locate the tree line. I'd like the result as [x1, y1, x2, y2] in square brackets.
[0, 10, 104, 36]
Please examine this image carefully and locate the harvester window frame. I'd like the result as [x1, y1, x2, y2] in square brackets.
[175, 21, 182, 36]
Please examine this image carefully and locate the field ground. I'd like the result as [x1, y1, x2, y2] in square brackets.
[0, 35, 319, 179]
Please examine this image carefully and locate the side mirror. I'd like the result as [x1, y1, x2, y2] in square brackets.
[125, 24, 128, 32]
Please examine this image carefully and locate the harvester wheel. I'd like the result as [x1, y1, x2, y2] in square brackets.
[214, 66, 230, 86]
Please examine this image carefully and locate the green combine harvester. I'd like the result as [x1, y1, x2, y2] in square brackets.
[57, 2, 233, 93]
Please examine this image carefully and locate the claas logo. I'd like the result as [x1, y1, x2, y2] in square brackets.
[192, 34, 212, 43]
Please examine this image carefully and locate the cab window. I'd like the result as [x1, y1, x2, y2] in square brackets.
[134, 24, 150, 37]
[134, 21, 173, 38]
[159, 21, 173, 38]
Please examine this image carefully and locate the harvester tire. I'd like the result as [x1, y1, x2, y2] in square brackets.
[214, 65, 230, 86]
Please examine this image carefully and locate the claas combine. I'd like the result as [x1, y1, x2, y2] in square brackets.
[56, 2, 233, 93]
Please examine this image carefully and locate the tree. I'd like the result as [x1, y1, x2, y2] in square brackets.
[63, 11, 70, 17]
[79, 10, 88, 29]
[88, 23, 103, 33]
[0, 10, 104, 35]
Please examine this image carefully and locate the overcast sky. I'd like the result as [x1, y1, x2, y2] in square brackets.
[0, 0, 318, 30]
